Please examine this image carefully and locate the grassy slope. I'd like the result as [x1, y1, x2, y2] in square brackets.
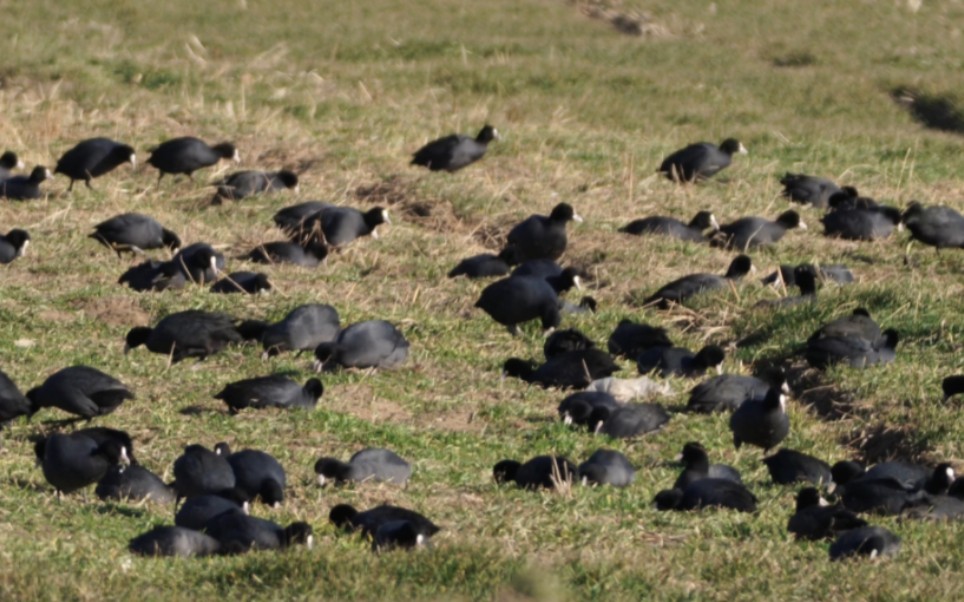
[1, 0, 964, 599]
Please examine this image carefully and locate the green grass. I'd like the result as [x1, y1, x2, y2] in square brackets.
[2, 0, 964, 599]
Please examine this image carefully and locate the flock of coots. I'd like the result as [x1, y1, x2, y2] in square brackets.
[2, 124, 964, 566]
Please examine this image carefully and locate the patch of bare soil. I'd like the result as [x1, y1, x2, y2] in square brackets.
[354, 175, 471, 236]
[71, 295, 150, 327]
[570, 0, 671, 38]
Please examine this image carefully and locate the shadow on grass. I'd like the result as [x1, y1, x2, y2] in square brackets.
[891, 88, 964, 134]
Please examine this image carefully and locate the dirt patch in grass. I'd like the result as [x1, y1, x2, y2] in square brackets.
[571, 0, 671, 38]
[891, 88, 964, 135]
[845, 423, 929, 465]
[71, 295, 150, 327]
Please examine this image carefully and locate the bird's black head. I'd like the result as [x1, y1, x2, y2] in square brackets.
[314, 458, 351, 486]
[0, 151, 22, 170]
[161, 229, 182, 252]
[329, 504, 359, 529]
[28, 166, 51, 183]
[276, 170, 299, 189]
[776, 210, 802, 229]
[695, 345, 726, 371]
[679, 442, 710, 470]
[303, 378, 324, 400]
[476, 125, 499, 143]
[549, 202, 580, 223]
[795, 487, 824, 511]
[283, 522, 313, 548]
[260, 479, 285, 507]
[830, 461, 864, 486]
[4, 229, 30, 252]
[691, 211, 719, 231]
[653, 488, 684, 510]
[213, 143, 239, 162]
[124, 327, 153, 352]
[792, 266, 818, 295]
[718, 138, 747, 155]
[364, 207, 390, 229]
[901, 201, 924, 223]
[493, 459, 521, 484]
[502, 358, 536, 380]
[943, 375, 964, 401]
[725, 255, 753, 279]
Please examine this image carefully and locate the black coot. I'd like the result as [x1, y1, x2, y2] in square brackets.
[577, 449, 636, 487]
[172, 443, 236, 500]
[493, 455, 577, 490]
[589, 403, 670, 438]
[175, 492, 249, 530]
[95, 464, 176, 504]
[672, 442, 742, 490]
[37, 431, 130, 493]
[619, 211, 719, 242]
[90, 213, 181, 256]
[129, 526, 221, 557]
[215, 375, 323, 413]
[475, 269, 580, 335]
[272, 201, 331, 236]
[0, 166, 51, 200]
[503, 348, 619, 390]
[607, 319, 673, 359]
[645, 255, 752, 308]
[204, 510, 312, 554]
[245, 303, 341, 357]
[829, 526, 900, 561]
[244, 240, 329, 267]
[557, 391, 621, 426]
[636, 344, 725, 378]
[658, 138, 747, 182]
[787, 487, 867, 540]
[686, 368, 788, 413]
[147, 136, 239, 182]
[502, 203, 582, 263]
[448, 249, 515, 279]
[411, 124, 498, 172]
[313, 320, 409, 370]
[0, 369, 30, 429]
[125, 310, 243, 363]
[226, 449, 287, 507]
[763, 449, 832, 485]
[780, 173, 841, 208]
[0, 229, 30, 264]
[330, 503, 440, 539]
[209, 271, 272, 294]
[805, 329, 899, 369]
[901, 201, 964, 249]
[762, 263, 854, 287]
[714, 210, 806, 251]
[729, 387, 789, 452]
[315, 448, 412, 486]
[543, 328, 596, 359]
[55, 137, 135, 191]
[654, 479, 757, 512]
[301, 206, 390, 247]
[212, 170, 298, 203]
[821, 205, 901, 241]
[27, 366, 134, 420]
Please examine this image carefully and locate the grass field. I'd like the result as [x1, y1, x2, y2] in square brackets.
[2, 0, 964, 599]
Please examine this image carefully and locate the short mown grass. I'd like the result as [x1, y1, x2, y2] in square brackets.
[2, 0, 964, 600]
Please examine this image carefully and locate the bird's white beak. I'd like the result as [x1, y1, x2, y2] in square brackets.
[120, 447, 131, 466]
[316, 474, 327, 487]
[573, 276, 583, 291]
[710, 215, 720, 231]
[232, 150, 241, 163]
[371, 228, 379, 240]
[306, 535, 314, 550]
[16, 159, 25, 169]
[573, 213, 584, 223]
[562, 413, 573, 426]
[382, 209, 391, 225]
[738, 143, 748, 155]
[313, 359, 325, 373]
[129, 154, 137, 168]
[19, 239, 29, 257]
[798, 220, 808, 230]
[209, 256, 219, 275]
